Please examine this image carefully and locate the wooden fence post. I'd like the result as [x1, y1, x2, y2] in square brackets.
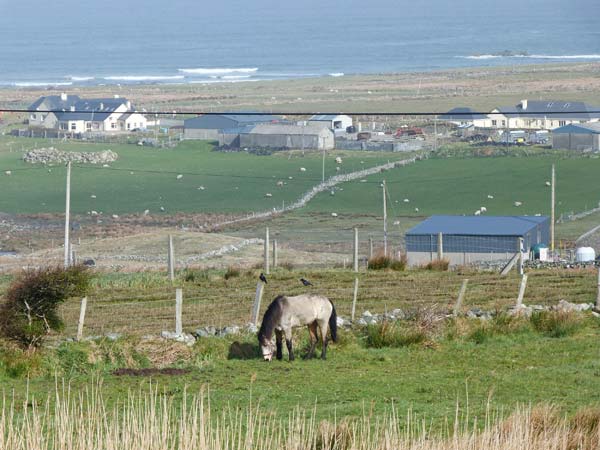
[168, 234, 175, 281]
[273, 239, 278, 269]
[251, 282, 265, 326]
[453, 279, 469, 316]
[175, 288, 183, 335]
[351, 278, 359, 321]
[516, 274, 528, 307]
[76, 297, 88, 341]
[264, 227, 270, 275]
[353, 228, 359, 272]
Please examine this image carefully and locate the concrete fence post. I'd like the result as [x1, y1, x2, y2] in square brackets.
[516, 274, 528, 307]
[596, 267, 600, 310]
[264, 227, 270, 275]
[251, 282, 265, 326]
[168, 234, 175, 281]
[453, 279, 469, 316]
[353, 228, 359, 272]
[437, 232, 443, 260]
[175, 288, 183, 335]
[76, 297, 87, 341]
[273, 239, 278, 269]
[351, 278, 359, 321]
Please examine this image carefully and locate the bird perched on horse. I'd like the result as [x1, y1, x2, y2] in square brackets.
[259, 273, 268, 284]
[258, 294, 337, 361]
[300, 278, 313, 286]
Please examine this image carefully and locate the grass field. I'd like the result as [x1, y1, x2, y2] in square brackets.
[0, 136, 403, 214]
[306, 154, 600, 218]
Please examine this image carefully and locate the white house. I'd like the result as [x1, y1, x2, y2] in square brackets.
[28, 94, 147, 133]
[488, 100, 600, 131]
[439, 107, 491, 128]
[308, 114, 353, 131]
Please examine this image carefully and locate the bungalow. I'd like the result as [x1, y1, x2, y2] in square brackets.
[28, 94, 146, 133]
[488, 100, 600, 131]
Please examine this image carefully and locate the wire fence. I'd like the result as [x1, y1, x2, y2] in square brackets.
[56, 268, 598, 338]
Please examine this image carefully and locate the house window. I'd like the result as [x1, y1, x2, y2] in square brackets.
[559, 121, 566, 126]
[70, 123, 77, 131]
[86, 122, 92, 131]
[110, 122, 117, 130]
[127, 123, 131, 130]
[492, 120, 497, 126]
[60, 123, 68, 130]
[31, 113, 37, 120]
[501, 120, 506, 127]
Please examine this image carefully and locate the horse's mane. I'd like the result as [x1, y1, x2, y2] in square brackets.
[258, 295, 284, 343]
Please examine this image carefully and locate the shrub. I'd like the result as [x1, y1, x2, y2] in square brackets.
[368, 253, 406, 271]
[530, 311, 582, 338]
[364, 321, 426, 348]
[422, 259, 449, 271]
[0, 265, 92, 350]
[182, 268, 209, 283]
[224, 266, 241, 280]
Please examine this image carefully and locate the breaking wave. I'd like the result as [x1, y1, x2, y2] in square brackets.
[103, 75, 185, 81]
[178, 67, 258, 75]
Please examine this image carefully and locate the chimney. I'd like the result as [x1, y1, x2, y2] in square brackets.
[60, 92, 68, 101]
[521, 99, 528, 110]
[126, 100, 131, 110]
[114, 94, 120, 98]
[99, 102, 104, 110]
[70, 105, 75, 112]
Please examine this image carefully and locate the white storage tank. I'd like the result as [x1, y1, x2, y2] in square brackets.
[575, 247, 596, 262]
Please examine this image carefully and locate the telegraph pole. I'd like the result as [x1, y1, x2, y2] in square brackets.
[551, 164, 555, 255]
[383, 180, 388, 257]
[64, 161, 71, 268]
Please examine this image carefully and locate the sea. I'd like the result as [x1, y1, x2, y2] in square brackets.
[0, 0, 599, 88]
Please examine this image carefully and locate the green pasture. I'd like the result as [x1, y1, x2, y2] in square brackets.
[0, 136, 402, 214]
[306, 155, 600, 218]
[1, 316, 599, 426]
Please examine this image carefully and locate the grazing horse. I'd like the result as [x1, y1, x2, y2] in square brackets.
[258, 294, 337, 361]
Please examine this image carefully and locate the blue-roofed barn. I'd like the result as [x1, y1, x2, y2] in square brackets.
[183, 113, 280, 140]
[405, 215, 550, 266]
[552, 123, 600, 151]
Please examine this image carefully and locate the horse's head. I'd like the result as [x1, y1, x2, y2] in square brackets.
[259, 338, 275, 362]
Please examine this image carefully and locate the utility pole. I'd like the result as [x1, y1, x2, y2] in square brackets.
[433, 116, 438, 151]
[322, 147, 325, 183]
[64, 161, 71, 268]
[383, 180, 388, 257]
[551, 164, 555, 255]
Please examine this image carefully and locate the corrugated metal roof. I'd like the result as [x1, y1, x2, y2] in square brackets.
[553, 122, 600, 134]
[406, 215, 549, 236]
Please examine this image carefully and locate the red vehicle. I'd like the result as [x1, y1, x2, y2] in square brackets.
[394, 127, 423, 138]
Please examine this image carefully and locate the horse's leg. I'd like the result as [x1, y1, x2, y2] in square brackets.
[305, 322, 318, 359]
[284, 328, 295, 361]
[275, 329, 283, 361]
[319, 321, 329, 360]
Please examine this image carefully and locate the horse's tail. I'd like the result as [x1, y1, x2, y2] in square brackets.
[328, 300, 338, 343]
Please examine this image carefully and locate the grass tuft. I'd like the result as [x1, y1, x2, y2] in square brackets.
[530, 311, 583, 338]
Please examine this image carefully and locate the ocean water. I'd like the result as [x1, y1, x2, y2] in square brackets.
[0, 0, 598, 87]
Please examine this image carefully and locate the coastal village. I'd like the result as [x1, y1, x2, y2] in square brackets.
[19, 93, 600, 152]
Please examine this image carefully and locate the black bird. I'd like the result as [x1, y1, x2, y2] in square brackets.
[300, 278, 313, 286]
[259, 273, 268, 284]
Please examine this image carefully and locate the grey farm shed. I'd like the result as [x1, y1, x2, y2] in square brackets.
[183, 113, 279, 140]
[405, 215, 550, 266]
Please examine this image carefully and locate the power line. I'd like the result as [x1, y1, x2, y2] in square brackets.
[2, 108, 600, 116]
